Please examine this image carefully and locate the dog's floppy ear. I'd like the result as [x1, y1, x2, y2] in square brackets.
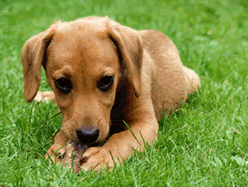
[106, 20, 143, 97]
[21, 28, 55, 102]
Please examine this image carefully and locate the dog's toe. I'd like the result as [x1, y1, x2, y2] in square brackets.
[45, 143, 67, 162]
[34, 91, 55, 102]
[79, 147, 119, 172]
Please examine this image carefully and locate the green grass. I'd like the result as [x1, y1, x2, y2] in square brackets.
[1, 0, 248, 186]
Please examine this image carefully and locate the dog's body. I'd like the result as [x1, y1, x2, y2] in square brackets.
[21, 17, 200, 171]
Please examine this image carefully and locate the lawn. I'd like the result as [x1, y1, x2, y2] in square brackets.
[0, 0, 248, 186]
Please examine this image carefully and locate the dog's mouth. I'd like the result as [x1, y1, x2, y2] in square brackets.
[71, 141, 88, 151]
[59, 120, 127, 165]
[58, 121, 127, 173]
[73, 120, 126, 148]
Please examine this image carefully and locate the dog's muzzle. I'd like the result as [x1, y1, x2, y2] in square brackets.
[76, 125, 99, 145]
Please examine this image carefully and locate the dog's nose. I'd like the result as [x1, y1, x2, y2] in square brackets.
[76, 125, 99, 144]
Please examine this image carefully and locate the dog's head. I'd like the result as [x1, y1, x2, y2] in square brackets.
[21, 17, 143, 144]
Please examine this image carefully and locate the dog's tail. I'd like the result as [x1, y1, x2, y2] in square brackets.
[183, 66, 201, 95]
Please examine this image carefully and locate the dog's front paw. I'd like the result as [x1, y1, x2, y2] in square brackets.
[45, 143, 67, 163]
[34, 91, 55, 102]
[79, 147, 121, 172]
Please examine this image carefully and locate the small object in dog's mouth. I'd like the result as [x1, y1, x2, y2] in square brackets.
[61, 140, 87, 173]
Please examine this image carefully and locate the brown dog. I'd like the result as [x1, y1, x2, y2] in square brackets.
[21, 16, 200, 172]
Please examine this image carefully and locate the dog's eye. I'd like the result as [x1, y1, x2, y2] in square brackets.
[55, 78, 72, 94]
[97, 76, 113, 92]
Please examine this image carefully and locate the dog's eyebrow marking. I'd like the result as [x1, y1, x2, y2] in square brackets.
[51, 65, 74, 80]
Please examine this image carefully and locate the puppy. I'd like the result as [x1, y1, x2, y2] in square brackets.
[21, 16, 200, 172]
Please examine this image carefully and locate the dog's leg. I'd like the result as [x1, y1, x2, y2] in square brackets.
[80, 98, 158, 172]
[45, 130, 68, 162]
[34, 91, 55, 103]
[81, 119, 158, 171]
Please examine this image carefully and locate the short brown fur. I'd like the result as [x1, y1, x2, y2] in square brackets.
[21, 16, 200, 171]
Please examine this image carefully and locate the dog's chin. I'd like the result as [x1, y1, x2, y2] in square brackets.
[92, 120, 127, 147]
[70, 137, 106, 148]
